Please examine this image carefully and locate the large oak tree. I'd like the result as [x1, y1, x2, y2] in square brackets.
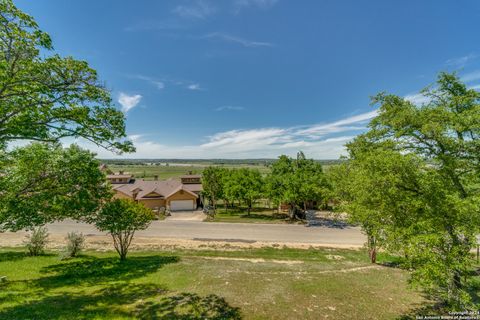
[0, 1, 133, 232]
[0, 0, 133, 152]
[342, 72, 480, 309]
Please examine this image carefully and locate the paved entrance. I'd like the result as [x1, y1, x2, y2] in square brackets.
[166, 210, 206, 221]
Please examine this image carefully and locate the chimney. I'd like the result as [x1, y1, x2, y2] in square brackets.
[119, 170, 124, 175]
[154, 175, 158, 181]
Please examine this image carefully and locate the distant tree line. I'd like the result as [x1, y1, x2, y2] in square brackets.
[100, 158, 345, 167]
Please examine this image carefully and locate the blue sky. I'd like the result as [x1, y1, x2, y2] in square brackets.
[16, 0, 480, 159]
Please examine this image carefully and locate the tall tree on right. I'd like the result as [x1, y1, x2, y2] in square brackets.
[343, 72, 480, 309]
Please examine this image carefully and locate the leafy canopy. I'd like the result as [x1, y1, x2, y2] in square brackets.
[266, 152, 327, 213]
[93, 199, 154, 260]
[0, 0, 133, 152]
[223, 168, 263, 213]
[343, 72, 480, 309]
[0, 143, 112, 232]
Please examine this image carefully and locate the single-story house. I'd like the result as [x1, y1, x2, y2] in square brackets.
[110, 174, 203, 211]
[106, 171, 134, 184]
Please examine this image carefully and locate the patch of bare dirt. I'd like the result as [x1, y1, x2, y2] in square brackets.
[225, 265, 383, 275]
[196, 256, 304, 265]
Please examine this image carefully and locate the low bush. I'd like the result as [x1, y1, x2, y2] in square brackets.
[61, 231, 85, 259]
[24, 227, 49, 256]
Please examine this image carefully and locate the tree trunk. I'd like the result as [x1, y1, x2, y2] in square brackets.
[288, 203, 296, 220]
[368, 235, 377, 264]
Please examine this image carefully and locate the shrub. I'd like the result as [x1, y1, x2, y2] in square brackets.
[61, 231, 85, 259]
[94, 199, 154, 260]
[24, 227, 49, 256]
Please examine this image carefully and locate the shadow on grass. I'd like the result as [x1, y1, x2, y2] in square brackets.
[396, 300, 446, 320]
[396, 277, 480, 319]
[135, 292, 242, 320]
[218, 211, 289, 221]
[238, 213, 287, 221]
[0, 251, 56, 262]
[0, 251, 27, 262]
[35, 255, 179, 289]
[0, 283, 241, 320]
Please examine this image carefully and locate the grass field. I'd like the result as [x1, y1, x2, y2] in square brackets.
[107, 164, 271, 180]
[0, 247, 430, 319]
[105, 159, 339, 181]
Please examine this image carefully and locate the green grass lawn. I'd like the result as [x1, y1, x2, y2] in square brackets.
[209, 207, 294, 224]
[0, 247, 431, 319]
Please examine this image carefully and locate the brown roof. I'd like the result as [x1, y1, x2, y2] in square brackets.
[180, 174, 202, 179]
[113, 179, 202, 200]
[183, 183, 203, 193]
[107, 175, 133, 179]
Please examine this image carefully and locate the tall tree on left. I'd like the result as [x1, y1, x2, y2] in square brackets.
[0, 143, 113, 232]
[0, 1, 134, 232]
[0, 0, 133, 152]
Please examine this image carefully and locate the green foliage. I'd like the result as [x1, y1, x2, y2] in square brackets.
[201, 166, 228, 212]
[61, 232, 85, 259]
[0, 0, 133, 152]
[223, 168, 263, 214]
[93, 199, 154, 260]
[342, 72, 480, 309]
[202, 166, 264, 214]
[266, 152, 328, 218]
[24, 226, 49, 256]
[0, 143, 112, 232]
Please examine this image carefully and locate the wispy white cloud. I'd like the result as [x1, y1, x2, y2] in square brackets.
[404, 92, 431, 105]
[173, 0, 216, 19]
[445, 53, 478, 67]
[132, 74, 202, 91]
[78, 110, 376, 159]
[187, 83, 203, 90]
[461, 70, 480, 83]
[215, 105, 244, 111]
[296, 110, 377, 137]
[233, 0, 279, 13]
[118, 93, 142, 113]
[133, 75, 165, 90]
[202, 32, 273, 48]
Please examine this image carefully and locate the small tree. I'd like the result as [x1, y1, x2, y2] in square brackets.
[201, 167, 225, 214]
[93, 199, 154, 260]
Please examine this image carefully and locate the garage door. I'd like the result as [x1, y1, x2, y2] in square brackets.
[170, 200, 195, 211]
